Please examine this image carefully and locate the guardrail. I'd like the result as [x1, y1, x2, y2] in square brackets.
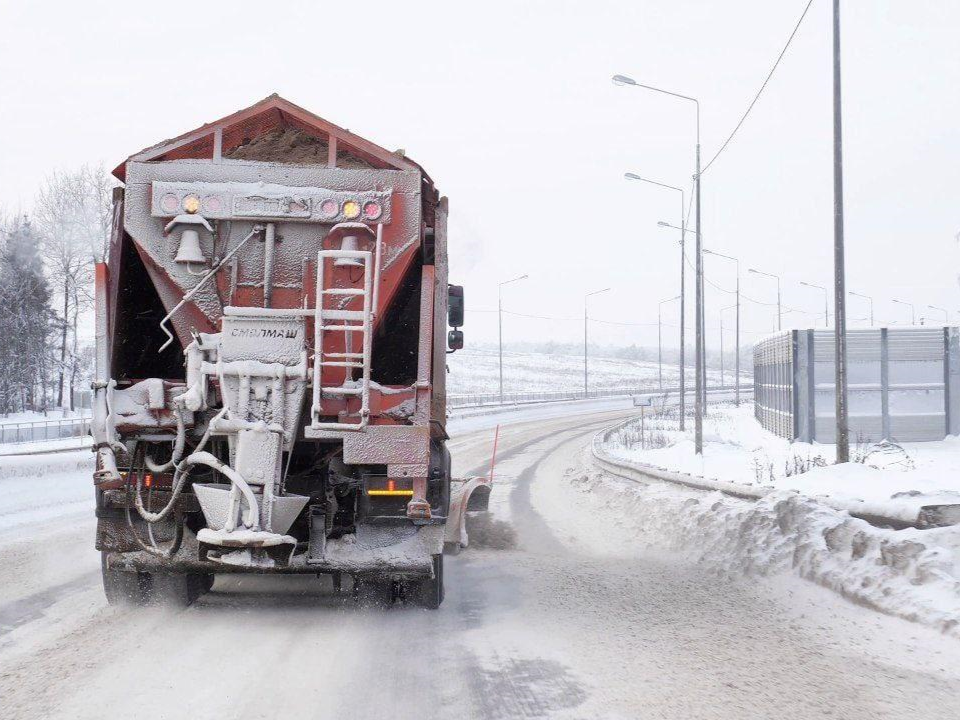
[591, 414, 959, 530]
[0, 416, 91, 446]
[448, 382, 754, 409]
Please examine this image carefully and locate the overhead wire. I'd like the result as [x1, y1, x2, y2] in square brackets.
[701, 0, 817, 174]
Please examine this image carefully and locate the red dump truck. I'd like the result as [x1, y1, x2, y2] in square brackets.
[92, 95, 487, 608]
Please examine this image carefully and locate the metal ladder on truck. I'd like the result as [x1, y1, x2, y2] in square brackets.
[310, 230, 381, 431]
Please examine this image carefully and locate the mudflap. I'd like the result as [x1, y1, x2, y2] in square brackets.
[444, 476, 492, 554]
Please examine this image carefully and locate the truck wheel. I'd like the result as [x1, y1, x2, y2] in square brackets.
[408, 554, 444, 609]
[101, 552, 147, 606]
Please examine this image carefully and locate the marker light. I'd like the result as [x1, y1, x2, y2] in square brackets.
[319, 198, 339, 219]
[342, 200, 361, 220]
[362, 200, 382, 220]
[366, 478, 414, 496]
[202, 196, 223, 214]
[183, 195, 201, 214]
[160, 193, 180, 214]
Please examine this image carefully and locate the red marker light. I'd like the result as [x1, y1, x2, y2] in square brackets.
[362, 201, 382, 220]
[319, 199, 338, 218]
[202, 196, 222, 213]
[160, 194, 179, 213]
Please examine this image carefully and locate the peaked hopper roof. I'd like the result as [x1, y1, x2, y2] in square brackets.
[112, 93, 425, 182]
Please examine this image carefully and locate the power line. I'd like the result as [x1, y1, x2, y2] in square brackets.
[701, 0, 816, 174]
[503, 309, 580, 322]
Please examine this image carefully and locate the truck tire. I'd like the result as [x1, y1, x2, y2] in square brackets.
[101, 552, 147, 606]
[408, 554, 444, 609]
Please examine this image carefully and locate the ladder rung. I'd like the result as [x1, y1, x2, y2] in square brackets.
[322, 288, 365, 296]
[320, 325, 365, 332]
[321, 361, 363, 369]
[323, 352, 364, 359]
[322, 387, 362, 396]
[321, 309, 365, 322]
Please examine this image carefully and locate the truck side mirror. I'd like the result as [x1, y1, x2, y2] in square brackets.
[448, 285, 464, 327]
[448, 329, 464, 351]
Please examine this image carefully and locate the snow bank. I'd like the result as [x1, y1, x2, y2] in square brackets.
[0, 450, 94, 533]
[564, 461, 960, 636]
[605, 403, 960, 510]
[0, 436, 92, 456]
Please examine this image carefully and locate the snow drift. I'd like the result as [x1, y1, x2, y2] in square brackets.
[565, 461, 960, 636]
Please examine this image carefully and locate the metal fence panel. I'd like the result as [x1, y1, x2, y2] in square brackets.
[754, 327, 956, 443]
[0, 416, 91, 445]
[752, 330, 794, 439]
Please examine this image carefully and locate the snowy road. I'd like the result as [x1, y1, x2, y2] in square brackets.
[2, 407, 960, 719]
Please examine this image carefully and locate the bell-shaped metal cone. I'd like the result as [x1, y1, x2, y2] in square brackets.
[333, 235, 363, 267]
[174, 228, 205, 264]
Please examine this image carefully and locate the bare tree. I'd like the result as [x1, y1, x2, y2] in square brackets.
[0, 214, 57, 415]
[33, 165, 115, 410]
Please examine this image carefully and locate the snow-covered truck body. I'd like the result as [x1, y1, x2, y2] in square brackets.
[93, 95, 483, 607]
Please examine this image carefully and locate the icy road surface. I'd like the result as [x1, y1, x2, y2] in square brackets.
[2, 406, 960, 719]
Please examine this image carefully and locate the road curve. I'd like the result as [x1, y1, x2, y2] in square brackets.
[1, 406, 959, 720]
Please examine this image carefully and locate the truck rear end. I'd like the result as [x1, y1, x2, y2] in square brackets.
[93, 95, 485, 607]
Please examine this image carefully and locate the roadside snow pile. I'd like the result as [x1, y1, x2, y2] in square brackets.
[565, 463, 960, 636]
[603, 403, 960, 510]
[0, 409, 90, 423]
[0, 450, 94, 532]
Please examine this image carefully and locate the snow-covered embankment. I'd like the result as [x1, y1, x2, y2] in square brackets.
[586, 405, 960, 635]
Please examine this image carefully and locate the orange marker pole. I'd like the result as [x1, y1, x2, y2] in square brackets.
[489, 424, 500, 483]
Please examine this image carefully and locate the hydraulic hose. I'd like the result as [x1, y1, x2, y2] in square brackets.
[124, 443, 184, 559]
[144, 405, 186, 473]
[131, 407, 225, 524]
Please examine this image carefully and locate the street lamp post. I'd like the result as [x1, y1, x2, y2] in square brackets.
[928, 305, 948, 324]
[748, 267, 782, 331]
[627, 174, 687, 429]
[720, 305, 737, 389]
[584, 288, 611, 397]
[800, 281, 829, 326]
[498, 274, 528, 404]
[614, 73, 703, 455]
[848, 291, 873, 326]
[658, 295, 681, 391]
[704, 248, 740, 406]
[892, 298, 916, 325]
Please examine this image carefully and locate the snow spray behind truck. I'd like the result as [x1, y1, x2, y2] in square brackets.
[92, 95, 487, 607]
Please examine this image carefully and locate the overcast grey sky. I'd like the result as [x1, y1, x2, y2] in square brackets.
[1, 0, 957, 349]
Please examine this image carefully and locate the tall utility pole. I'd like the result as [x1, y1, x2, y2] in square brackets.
[627, 176, 687, 430]
[800, 281, 829, 326]
[658, 295, 680, 391]
[613, 73, 701, 454]
[498, 274, 528, 404]
[584, 288, 611, 397]
[849, 291, 873, 326]
[833, 0, 849, 463]
[704, 249, 740, 405]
